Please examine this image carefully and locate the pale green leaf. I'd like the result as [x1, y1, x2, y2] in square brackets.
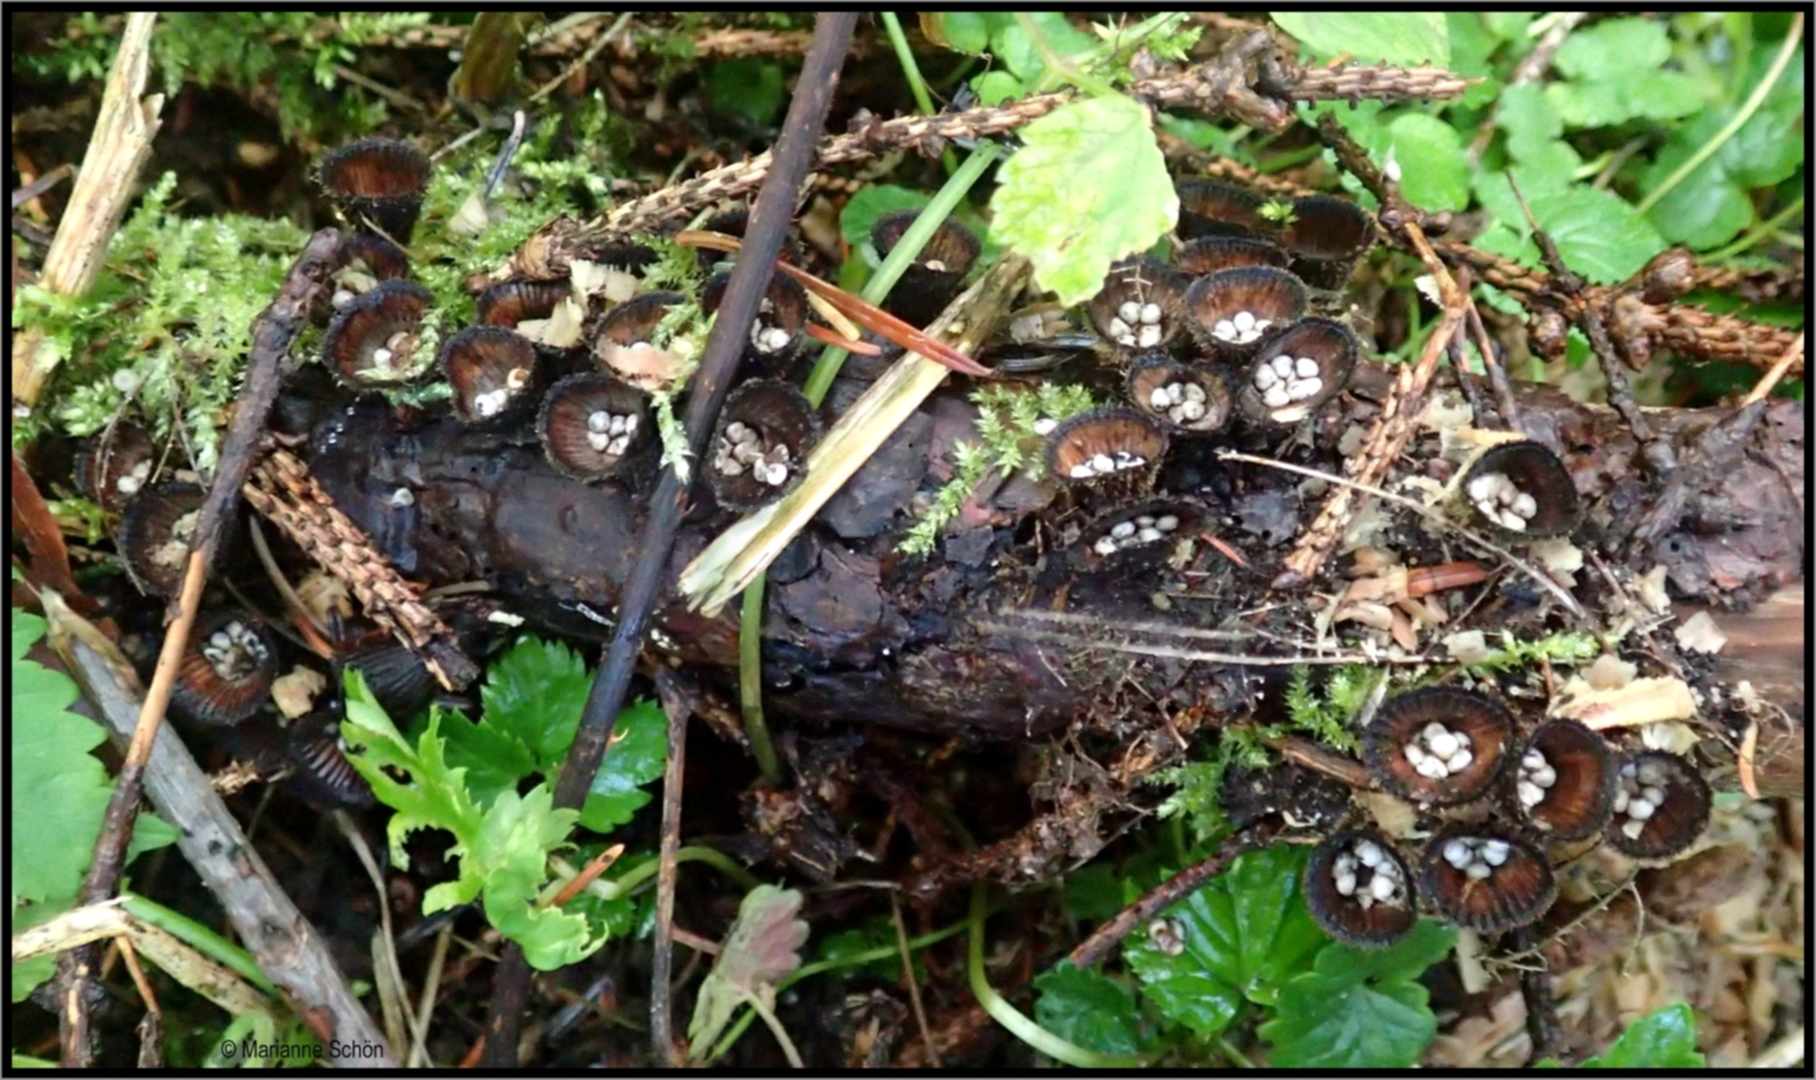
[1272, 12, 1450, 68]
[989, 93, 1177, 306]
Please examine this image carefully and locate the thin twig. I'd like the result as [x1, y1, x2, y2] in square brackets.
[59, 226, 342, 1066]
[650, 674, 692, 1066]
[1219, 450, 1586, 619]
[1068, 827, 1274, 968]
[1739, 330, 1805, 406]
[481, 15, 861, 1067]
[890, 893, 937, 1067]
[528, 11, 635, 103]
[40, 591, 391, 1062]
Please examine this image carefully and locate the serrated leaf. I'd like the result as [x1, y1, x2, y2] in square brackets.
[688, 885, 810, 1060]
[1034, 961, 1153, 1057]
[578, 698, 667, 832]
[1124, 844, 1325, 1036]
[1545, 18, 1703, 128]
[11, 608, 177, 1002]
[1259, 919, 1457, 1068]
[1638, 54, 1804, 250]
[990, 93, 1177, 306]
[478, 636, 593, 771]
[1476, 170, 1666, 282]
[470, 785, 605, 971]
[1272, 12, 1450, 68]
[439, 711, 539, 807]
[1581, 1003, 1705, 1068]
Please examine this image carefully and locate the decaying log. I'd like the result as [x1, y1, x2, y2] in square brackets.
[291, 360, 1804, 765]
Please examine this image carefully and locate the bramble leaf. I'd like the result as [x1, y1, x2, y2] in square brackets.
[688, 885, 810, 1060]
[1035, 961, 1154, 1057]
[1581, 1003, 1705, 1068]
[477, 636, 593, 771]
[1124, 843, 1325, 1036]
[579, 698, 667, 832]
[990, 93, 1177, 306]
[1259, 919, 1457, 1068]
[1475, 169, 1666, 282]
[1272, 12, 1450, 68]
[11, 607, 178, 1002]
[1545, 18, 1702, 129]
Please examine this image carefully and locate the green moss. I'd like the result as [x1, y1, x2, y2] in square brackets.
[19, 13, 433, 143]
[14, 173, 307, 470]
[898, 382, 1100, 556]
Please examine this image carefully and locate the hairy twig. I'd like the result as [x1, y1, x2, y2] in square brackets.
[1068, 827, 1275, 968]
[497, 34, 1469, 278]
[242, 449, 477, 691]
[1276, 240, 1465, 588]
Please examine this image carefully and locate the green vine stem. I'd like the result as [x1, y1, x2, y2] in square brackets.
[882, 12, 937, 118]
[120, 891, 278, 996]
[707, 915, 978, 1061]
[1636, 13, 1803, 214]
[735, 143, 1002, 783]
[1705, 193, 1804, 262]
[967, 883, 1148, 1068]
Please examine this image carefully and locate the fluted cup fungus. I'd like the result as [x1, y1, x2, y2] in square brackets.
[1365, 686, 1514, 806]
[75, 422, 157, 512]
[1044, 408, 1169, 486]
[1459, 441, 1581, 538]
[439, 326, 540, 425]
[1125, 355, 1233, 435]
[871, 209, 982, 328]
[708, 379, 823, 512]
[1281, 194, 1375, 290]
[1175, 235, 1291, 278]
[118, 481, 207, 597]
[170, 611, 281, 727]
[1086, 258, 1189, 354]
[1174, 179, 1269, 240]
[1185, 266, 1308, 362]
[1238, 316, 1359, 426]
[1075, 498, 1206, 570]
[315, 137, 431, 243]
[594, 291, 689, 392]
[538, 372, 649, 482]
[1420, 828, 1558, 933]
[1605, 750, 1712, 860]
[323, 280, 436, 388]
[702, 269, 809, 365]
[1305, 828, 1419, 947]
[1508, 719, 1616, 841]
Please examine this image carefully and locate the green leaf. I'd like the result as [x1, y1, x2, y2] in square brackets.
[703, 58, 785, 128]
[936, 12, 1006, 55]
[1545, 18, 1702, 128]
[1476, 169, 1666, 282]
[477, 636, 593, 771]
[1637, 51, 1804, 250]
[989, 93, 1177, 306]
[1124, 844, 1325, 1036]
[839, 184, 931, 253]
[1259, 919, 1458, 1068]
[1382, 113, 1469, 211]
[438, 710, 539, 807]
[1271, 12, 1450, 68]
[1581, 1003, 1705, 1068]
[471, 785, 606, 971]
[688, 885, 810, 1060]
[972, 69, 1028, 107]
[1034, 961, 1153, 1057]
[989, 12, 1096, 84]
[578, 698, 667, 833]
[10, 608, 178, 1002]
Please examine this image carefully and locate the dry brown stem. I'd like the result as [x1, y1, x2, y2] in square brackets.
[40, 591, 392, 1063]
[243, 448, 478, 690]
[12, 12, 162, 407]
